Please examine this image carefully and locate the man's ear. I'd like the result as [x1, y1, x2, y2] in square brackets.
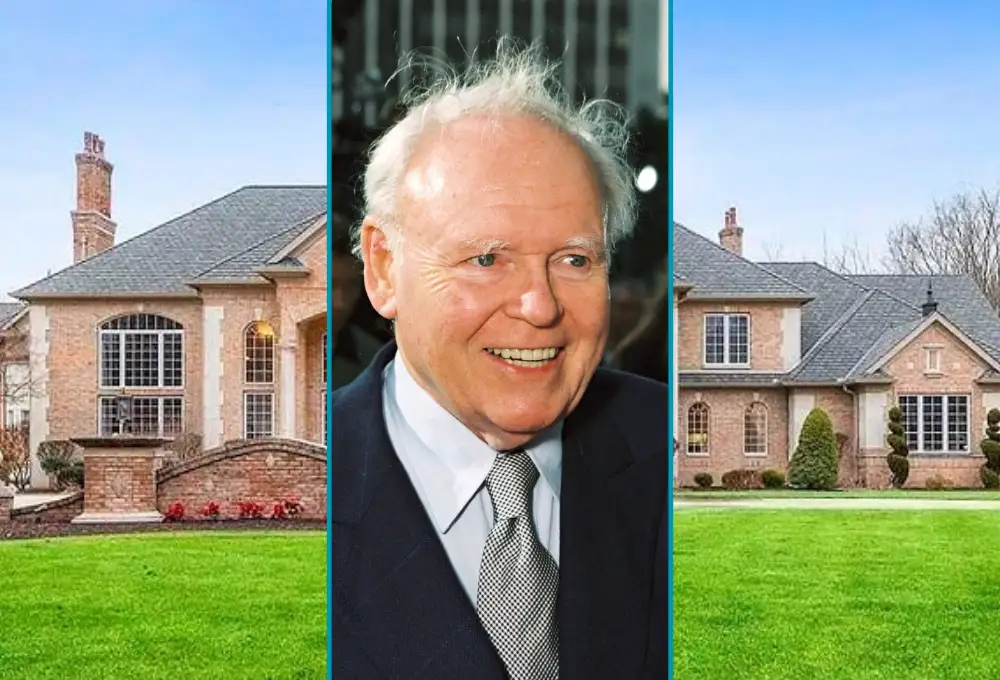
[360, 216, 398, 320]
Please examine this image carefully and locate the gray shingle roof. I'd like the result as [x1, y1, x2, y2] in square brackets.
[191, 210, 322, 283]
[786, 289, 921, 383]
[673, 223, 812, 301]
[0, 303, 25, 328]
[12, 186, 326, 298]
[759, 262, 868, 353]
[850, 275, 1000, 360]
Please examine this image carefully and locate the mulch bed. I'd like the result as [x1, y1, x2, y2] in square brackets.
[0, 519, 326, 541]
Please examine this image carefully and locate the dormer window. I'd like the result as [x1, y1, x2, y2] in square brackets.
[704, 313, 750, 367]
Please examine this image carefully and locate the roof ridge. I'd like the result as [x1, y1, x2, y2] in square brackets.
[761, 260, 870, 294]
[673, 222, 812, 296]
[191, 209, 324, 279]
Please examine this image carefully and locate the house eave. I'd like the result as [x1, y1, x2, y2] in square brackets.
[683, 292, 814, 303]
[12, 291, 201, 301]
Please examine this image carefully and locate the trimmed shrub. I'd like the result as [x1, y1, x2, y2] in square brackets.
[721, 469, 762, 490]
[693, 472, 713, 489]
[925, 474, 954, 491]
[788, 408, 839, 490]
[982, 409, 1000, 472]
[886, 406, 910, 488]
[37, 440, 84, 490]
[982, 466, 1000, 490]
[761, 469, 786, 489]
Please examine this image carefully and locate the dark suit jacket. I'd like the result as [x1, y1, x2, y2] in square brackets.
[329, 341, 671, 679]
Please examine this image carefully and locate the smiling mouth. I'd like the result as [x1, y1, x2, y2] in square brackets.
[485, 347, 563, 368]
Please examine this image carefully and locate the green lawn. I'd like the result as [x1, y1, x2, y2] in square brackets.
[674, 511, 1000, 679]
[675, 488, 1000, 501]
[0, 531, 326, 680]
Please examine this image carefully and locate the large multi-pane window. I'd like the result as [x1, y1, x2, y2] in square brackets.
[687, 402, 710, 455]
[99, 314, 183, 388]
[897, 395, 970, 453]
[704, 314, 750, 367]
[99, 396, 183, 437]
[244, 393, 274, 439]
[744, 402, 768, 455]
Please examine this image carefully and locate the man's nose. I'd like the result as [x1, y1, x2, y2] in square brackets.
[512, 266, 562, 328]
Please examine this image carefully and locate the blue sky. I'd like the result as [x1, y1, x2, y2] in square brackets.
[673, 1, 1000, 266]
[0, 1, 326, 301]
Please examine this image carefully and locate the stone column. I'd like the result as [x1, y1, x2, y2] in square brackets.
[280, 340, 297, 438]
[0, 486, 13, 523]
[69, 436, 167, 524]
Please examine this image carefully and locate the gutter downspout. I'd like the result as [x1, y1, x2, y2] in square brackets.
[840, 379, 860, 487]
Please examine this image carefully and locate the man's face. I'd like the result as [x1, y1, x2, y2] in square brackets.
[363, 113, 610, 450]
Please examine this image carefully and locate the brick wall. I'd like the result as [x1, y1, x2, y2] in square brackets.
[10, 491, 84, 523]
[676, 301, 792, 371]
[44, 299, 204, 442]
[677, 387, 788, 486]
[156, 439, 326, 520]
[200, 287, 280, 442]
[83, 453, 158, 515]
[812, 388, 857, 486]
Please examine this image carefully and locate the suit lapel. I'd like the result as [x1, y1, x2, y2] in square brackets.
[330, 342, 507, 680]
[558, 373, 666, 679]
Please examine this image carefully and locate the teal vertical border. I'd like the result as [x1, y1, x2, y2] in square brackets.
[325, 2, 334, 679]
[666, 0, 675, 677]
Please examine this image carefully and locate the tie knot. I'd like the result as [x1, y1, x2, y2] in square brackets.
[485, 450, 539, 521]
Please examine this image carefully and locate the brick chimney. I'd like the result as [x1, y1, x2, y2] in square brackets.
[719, 206, 743, 256]
[72, 132, 117, 263]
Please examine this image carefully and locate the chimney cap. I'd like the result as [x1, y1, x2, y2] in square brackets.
[82, 131, 106, 157]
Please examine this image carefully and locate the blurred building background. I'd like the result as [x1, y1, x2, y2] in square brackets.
[330, 0, 670, 382]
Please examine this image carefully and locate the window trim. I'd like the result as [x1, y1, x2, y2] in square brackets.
[743, 401, 768, 456]
[703, 313, 751, 368]
[897, 394, 971, 455]
[243, 391, 275, 440]
[686, 402, 710, 456]
[243, 321, 276, 385]
[97, 319, 186, 391]
[924, 345, 943, 375]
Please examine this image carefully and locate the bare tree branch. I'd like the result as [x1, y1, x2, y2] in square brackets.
[885, 186, 1000, 311]
[822, 237, 884, 275]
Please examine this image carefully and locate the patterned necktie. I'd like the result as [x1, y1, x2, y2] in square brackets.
[476, 450, 560, 680]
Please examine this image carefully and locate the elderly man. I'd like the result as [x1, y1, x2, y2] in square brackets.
[330, 42, 670, 680]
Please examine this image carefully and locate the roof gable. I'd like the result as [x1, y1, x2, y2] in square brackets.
[864, 312, 1000, 374]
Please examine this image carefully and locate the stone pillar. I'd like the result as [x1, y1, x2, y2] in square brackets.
[280, 340, 297, 438]
[69, 437, 167, 524]
[0, 486, 13, 523]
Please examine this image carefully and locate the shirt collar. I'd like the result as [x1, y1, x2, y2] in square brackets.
[386, 351, 562, 534]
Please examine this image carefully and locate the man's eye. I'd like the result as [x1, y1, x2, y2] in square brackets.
[475, 254, 496, 267]
[566, 254, 588, 267]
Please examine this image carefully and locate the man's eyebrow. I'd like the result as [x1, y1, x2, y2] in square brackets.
[458, 238, 511, 254]
[563, 236, 607, 259]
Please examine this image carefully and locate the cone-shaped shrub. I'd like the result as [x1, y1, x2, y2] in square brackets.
[886, 406, 909, 488]
[788, 407, 838, 490]
[982, 408, 1000, 472]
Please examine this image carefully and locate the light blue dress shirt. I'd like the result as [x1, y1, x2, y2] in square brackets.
[382, 351, 562, 606]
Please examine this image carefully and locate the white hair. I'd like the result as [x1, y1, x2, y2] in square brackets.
[352, 37, 638, 261]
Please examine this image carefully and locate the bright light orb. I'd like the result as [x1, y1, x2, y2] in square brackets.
[636, 165, 658, 193]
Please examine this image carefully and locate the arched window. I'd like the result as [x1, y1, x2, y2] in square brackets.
[97, 313, 184, 437]
[99, 313, 184, 388]
[744, 402, 768, 455]
[687, 402, 710, 454]
[244, 321, 275, 384]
